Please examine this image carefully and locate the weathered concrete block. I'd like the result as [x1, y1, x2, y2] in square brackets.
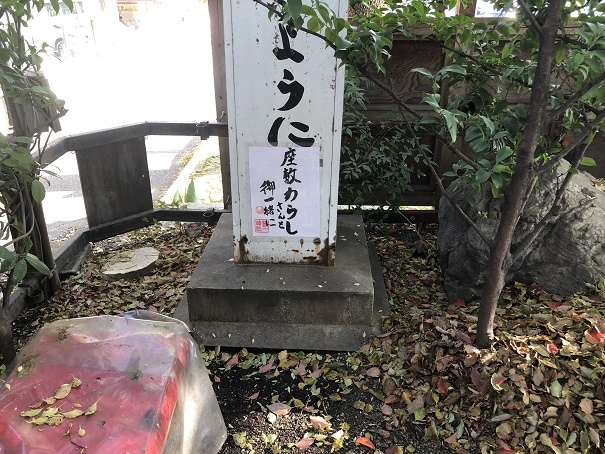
[177, 214, 388, 351]
[102, 247, 160, 281]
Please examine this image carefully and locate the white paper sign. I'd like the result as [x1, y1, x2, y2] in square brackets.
[249, 146, 320, 237]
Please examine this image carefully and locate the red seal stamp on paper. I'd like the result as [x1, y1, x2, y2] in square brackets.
[254, 219, 270, 233]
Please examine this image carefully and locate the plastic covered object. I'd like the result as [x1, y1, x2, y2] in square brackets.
[0, 311, 227, 453]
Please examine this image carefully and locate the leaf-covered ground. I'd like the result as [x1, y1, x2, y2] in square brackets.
[3, 221, 604, 454]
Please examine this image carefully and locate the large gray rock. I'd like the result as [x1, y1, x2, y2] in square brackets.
[438, 161, 605, 302]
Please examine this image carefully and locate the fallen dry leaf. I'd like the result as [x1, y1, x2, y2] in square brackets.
[355, 436, 375, 449]
[295, 436, 314, 450]
[266, 402, 291, 416]
[366, 367, 381, 377]
[384, 395, 399, 404]
[331, 429, 344, 440]
[258, 360, 274, 374]
[436, 377, 449, 394]
[54, 383, 72, 400]
[310, 415, 330, 430]
[380, 404, 393, 415]
[444, 433, 457, 443]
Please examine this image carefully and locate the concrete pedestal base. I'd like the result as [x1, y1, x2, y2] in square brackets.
[174, 214, 388, 351]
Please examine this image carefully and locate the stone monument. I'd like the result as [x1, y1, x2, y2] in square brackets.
[178, 0, 388, 350]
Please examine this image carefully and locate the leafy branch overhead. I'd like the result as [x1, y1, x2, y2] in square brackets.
[263, 0, 605, 192]
[258, 0, 605, 347]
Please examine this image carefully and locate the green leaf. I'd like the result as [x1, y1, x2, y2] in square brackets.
[333, 17, 347, 33]
[439, 64, 467, 76]
[307, 16, 321, 33]
[419, 115, 441, 125]
[287, 0, 302, 21]
[421, 93, 441, 109]
[414, 407, 425, 421]
[491, 183, 500, 198]
[475, 168, 491, 184]
[317, 4, 331, 22]
[10, 151, 35, 167]
[25, 253, 50, 276]
[442, 110, 459, 143]
[579, 156, 597, 167]
[0, 246, 15, 262]
[335, 36, 352, 50]
[12, 258, 28, 284]
[63, 0, 74, 11]
[31, 179, 45, 203]
[503, 117, 520, 135]
[465, 125, 484, 142]
[479, 115, 495, 136]
[410, 67, 433, 78]
[501, 42, 513, 59]
[185, 179, 197, 203]
[29, 85, 49, 95]
[493, 164, 512, 174]
[496, 146, 514, 163]
[549, 380, 562, 398]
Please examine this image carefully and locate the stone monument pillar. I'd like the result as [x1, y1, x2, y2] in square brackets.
[224, 0, 346, 265]
[182, 0, 388, 351]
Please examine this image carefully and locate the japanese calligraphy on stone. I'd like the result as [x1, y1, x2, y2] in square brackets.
[249, 146, 320, 237]
[267, 23, 315, 147]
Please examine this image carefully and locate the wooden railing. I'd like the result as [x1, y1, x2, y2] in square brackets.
[38, 122, 228, 230]
[7, 122, 230, 321]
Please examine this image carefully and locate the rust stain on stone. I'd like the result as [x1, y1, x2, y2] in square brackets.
[304, 237, 334, 266]
[238, 235, 250, 263]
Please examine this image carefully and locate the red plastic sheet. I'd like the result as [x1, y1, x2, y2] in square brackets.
[0, 313, 226, 453]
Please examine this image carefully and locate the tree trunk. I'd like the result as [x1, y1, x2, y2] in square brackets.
[475, 0, 564, 348]
[476, 168, 535, 346]
[0, 308, 15, 365]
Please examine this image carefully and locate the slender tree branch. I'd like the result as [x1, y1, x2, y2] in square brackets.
[538, 108, 605, 174]
[253, 0, 340, 51]
[428, 37, 530, 89]
[517, 0, 543, 36]
[558, 34, 605, 52]
[510, 143, 588, 263]
[253, 0, 285, 19]
[4, 179, 36, 250]
[354, 65, 421, 120]
[419, 143, 494, 249]
[548, 71, 605, 122]
[302, 26, 338, 50]
[34, 130, 53, 170]
[353, 64, 481, 171]
[391, 102, 494, 248]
